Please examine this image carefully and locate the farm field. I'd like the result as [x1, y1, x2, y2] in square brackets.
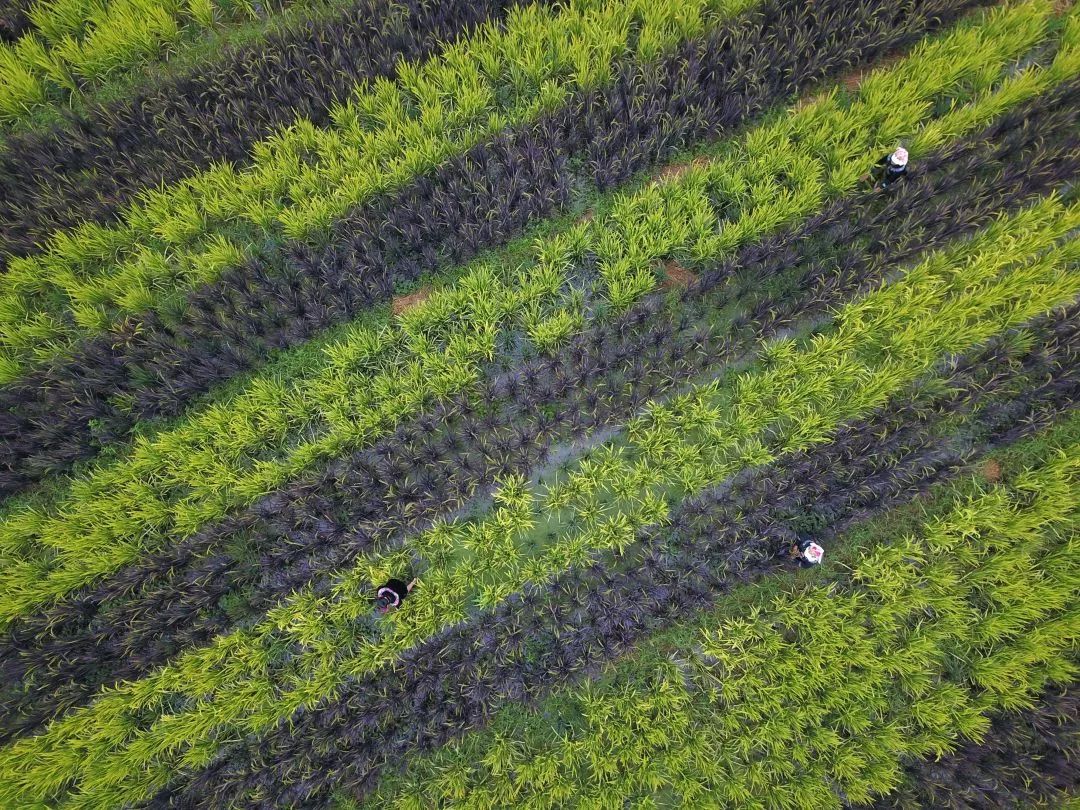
[0, 0, 1078, 806]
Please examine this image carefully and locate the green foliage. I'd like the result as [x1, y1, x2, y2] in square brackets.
[8, 0, 1074, 381]
[0, 0, 758, 380]
[2, 167, 1077, 809]
[0, 0, 281, 122]
[4, 0, 1072, 631]
[2, 8, 1080, 808]
[360, 442, 1080, 808]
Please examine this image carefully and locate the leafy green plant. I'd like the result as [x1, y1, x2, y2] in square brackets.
[0, 4, 1078, 808]
[3, 0, 1077, 634]
[0, 0, 759, 379]
[0, 0, 278, 121]
[358, 442, 1080, 808]
[2, 178, 1077, 808]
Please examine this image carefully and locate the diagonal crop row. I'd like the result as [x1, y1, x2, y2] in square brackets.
[669, 458, 1080, 809]
[0, 0, 537, 260]
[0, 0, 995, 497]
[865, 684, 1079, 810]
[8, 31, 1080, 777]
[350, 424, 1080, 809]
[0, 5, 1076, 809]
[2, 5, 1071, 624]
[4, 69, 1075, 756]
[119, 204, 1080, 806]
[0, 0, 299, 126]
[0, 186, 1076, 808]
[0, 310, 713, 739]
[4, 78, 1078, 742]
[0, 0, 987, 266]
[0, 255, 581, 620]
[0, 119, 574, 491]
[0, 0, 773, 489]
[157, 431, 960, 804]
[166, 304, 1080, 809]
[0, 0, 1054, 408]
[3, 87, 1074, 732]
[0, 0, 764, 372]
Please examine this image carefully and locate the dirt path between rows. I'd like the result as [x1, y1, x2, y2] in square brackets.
[392, 285, 433, 316]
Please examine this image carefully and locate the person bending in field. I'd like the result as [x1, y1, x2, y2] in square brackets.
[375, 576, 417, 613]
[872, 146, 909, 190]
[788, 534, 825, 568]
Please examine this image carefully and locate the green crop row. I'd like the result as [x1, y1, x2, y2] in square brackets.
[0, 0, 760, 381]
[0, 0, 286, 123]
[1, 179, 1076, 807]
[264, 197, 1080, 689]
[0, 251, 581, 609]
[356, 437, 1080, 809]
[3, 0, 1076, 628]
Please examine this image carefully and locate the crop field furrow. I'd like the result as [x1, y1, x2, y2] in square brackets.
[3, 75, 1078, 740]
[10, 85, 1080, 691]
[3, 0, 1079, 804]
[354, 419, 1080, 808]
[1, 170, 1076, 807]
[2, 1, 1072, 632]
[0, 0, 991, 493]
[865, 684, 1079, 809]
[0, 0, 538, 261]
[148, 302, 1080, 808]
[0, 307, 709, 740]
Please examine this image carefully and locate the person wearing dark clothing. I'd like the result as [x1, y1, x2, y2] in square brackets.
[875, 146, 909, 189]
[375, 577, 416, 612]
[788, 535, 825, 568]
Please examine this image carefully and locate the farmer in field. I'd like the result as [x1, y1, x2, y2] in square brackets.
[872, 146, 909, 190]
[375, 575, 417, 613]
[788, 534, 824, 568]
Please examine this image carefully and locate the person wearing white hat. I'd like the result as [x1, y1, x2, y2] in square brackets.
[375, 575, 417, 613]
[874, 146, 909, 190]
[788, 534, 825, 568]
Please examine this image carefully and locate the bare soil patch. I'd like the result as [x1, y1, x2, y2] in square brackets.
[661, 259, 697, 290]
[792, 51, 910, 113]
[392, 285, 433, 316]
[980, 459, 1003, 484]
[653, 155, 710, 185]
[839, 52, 905, 92]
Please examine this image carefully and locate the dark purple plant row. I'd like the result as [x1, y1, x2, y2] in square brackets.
[865, 684, 1079, 810]
[691, 78, 1080, 315]
[0, 305, 713, 742]
[3, 80, 1075, 742]
[147, 300, 1080, 809]
[0, 122, 572, 493]
[820, 318, 1080, 541]
[0, 0, 532, 260]
[0, 0, 29, 43]
[0, 0, 988, 495]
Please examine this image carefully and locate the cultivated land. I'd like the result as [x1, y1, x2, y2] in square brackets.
[0, 0, 1078, 807]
